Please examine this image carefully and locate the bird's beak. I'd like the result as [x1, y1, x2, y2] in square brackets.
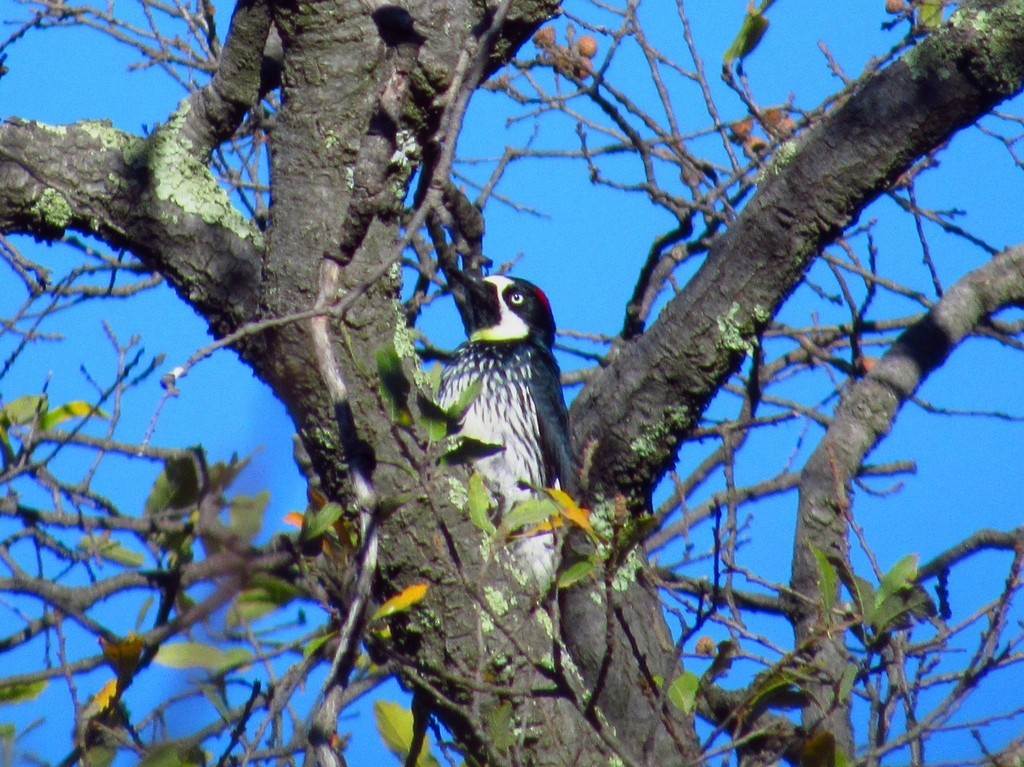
[450, 273, 499, 335]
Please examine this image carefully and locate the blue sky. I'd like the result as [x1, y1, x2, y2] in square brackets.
[3, 0, 1024, 763]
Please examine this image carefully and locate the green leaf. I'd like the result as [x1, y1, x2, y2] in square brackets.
[502, 497, 560, 534]
[860, 554, 935, 635]
[486, 701, 516, 754]
[303, 631, 337, 660]
[145, 455, 201, 515]
[801, 731, 836, 767]
[746, 668, 800, 712]
[424, 362, 443, 396]
[229, 490, 269, 543]
[811, 547, 838, 618]
[228, 576, 301, 626]
[1, 395, 47, 426]
[154, 642, 251, 672]
[557, 559, 596, 589]
[876, 554, 918, 609]
[301, 501, 344, 543]
[440, 437, 504, 467]
[666, 672, 700, 714]
[417, 393, 451, 442]
[917, 0, 943, 29]
[377, 345, 413, 427]
[724, 9, 769, 65]
[78, 534, 146, 568]
[445, 379, 483, 422]
[870, 585, 936, 635]
[39, 400, 108, 430]
[849, 574, 876, 620]
[838, 664, 858, 704]
[467, 473, 496, 535]
[207, 455, 252, 494]
[138, 744, 186, 767]
[81, 747, 116, 767]
[135, 596, 155, 632]
[374, 701, 441, 767]
[141, 744, 204, 767]
[0, 680, 47, 705]
[835, 746, 851, 767]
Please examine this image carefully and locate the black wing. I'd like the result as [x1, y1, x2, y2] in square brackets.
[528, 344, 576, 495]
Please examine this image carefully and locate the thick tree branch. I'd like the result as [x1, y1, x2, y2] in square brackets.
[792, 245, 1024, 751]
[0, 117, 263, 337]
[571, 0, 1024, 506]
[181, 0, 273, 156]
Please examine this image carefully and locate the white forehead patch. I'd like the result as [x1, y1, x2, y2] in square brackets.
[470, 275, 531, 342]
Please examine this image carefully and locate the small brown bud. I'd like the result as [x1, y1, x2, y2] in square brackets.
[760, 107, 796, 137]
[533, 26, 556, 49]
[743, 136, 769, 160]
[728, 117, 755, 144]
[576, 35, 599, 59]
[695, 636, 716, 657]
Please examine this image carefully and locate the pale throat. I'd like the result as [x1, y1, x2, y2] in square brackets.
[471, 276, 530, 342]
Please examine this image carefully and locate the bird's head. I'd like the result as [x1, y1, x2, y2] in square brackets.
[464, 275, 556, 350]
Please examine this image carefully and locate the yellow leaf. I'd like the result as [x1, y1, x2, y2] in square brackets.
[546, 488, 596, 535]
[374, 701, 441, 767]
[40, 400, 108, 430]
[515, 517, 564, 539]
[100, 634, 144, 681]
[90, 679, 120, 715]
[801, 731, 837, 767]
[372, 583, 428, 622]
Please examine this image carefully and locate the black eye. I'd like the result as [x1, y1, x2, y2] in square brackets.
[509, 290, 525, 306]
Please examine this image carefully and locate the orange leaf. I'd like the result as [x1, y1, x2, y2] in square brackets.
[515, 517, 564, 539]
[546, 488, 595, 534]
[283, 511, 305, 529]
[373, 583, 429, 621]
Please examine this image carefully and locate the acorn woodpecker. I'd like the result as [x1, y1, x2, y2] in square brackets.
[438, 275, 573, 584]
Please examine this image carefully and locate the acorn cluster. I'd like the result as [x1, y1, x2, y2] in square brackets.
[532, 26, 600, 79]
[726, 107, 797, 160]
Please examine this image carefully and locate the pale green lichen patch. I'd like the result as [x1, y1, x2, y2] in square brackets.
[32, 188, 73, 230]
[446, 476, 468, 509]
[391, 301, 434, 390]
[628, 405, 691, 464]
[760, 138, 799, 180]
[910, 3, 1024, 92]
[717, 301, 757, 358]
[484, 585, 513, 616]
[612, 549, 642, 593]
[33, 122, 67, 136]
[480, 610, 495, 633]
[308, 426, 340, 456]
[534, 607, 554, 639]
[123, 101, 262, 245]
[629, 419, 670, 463]
[389, 130, 420, 201]
[79, 120, 132, 152]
